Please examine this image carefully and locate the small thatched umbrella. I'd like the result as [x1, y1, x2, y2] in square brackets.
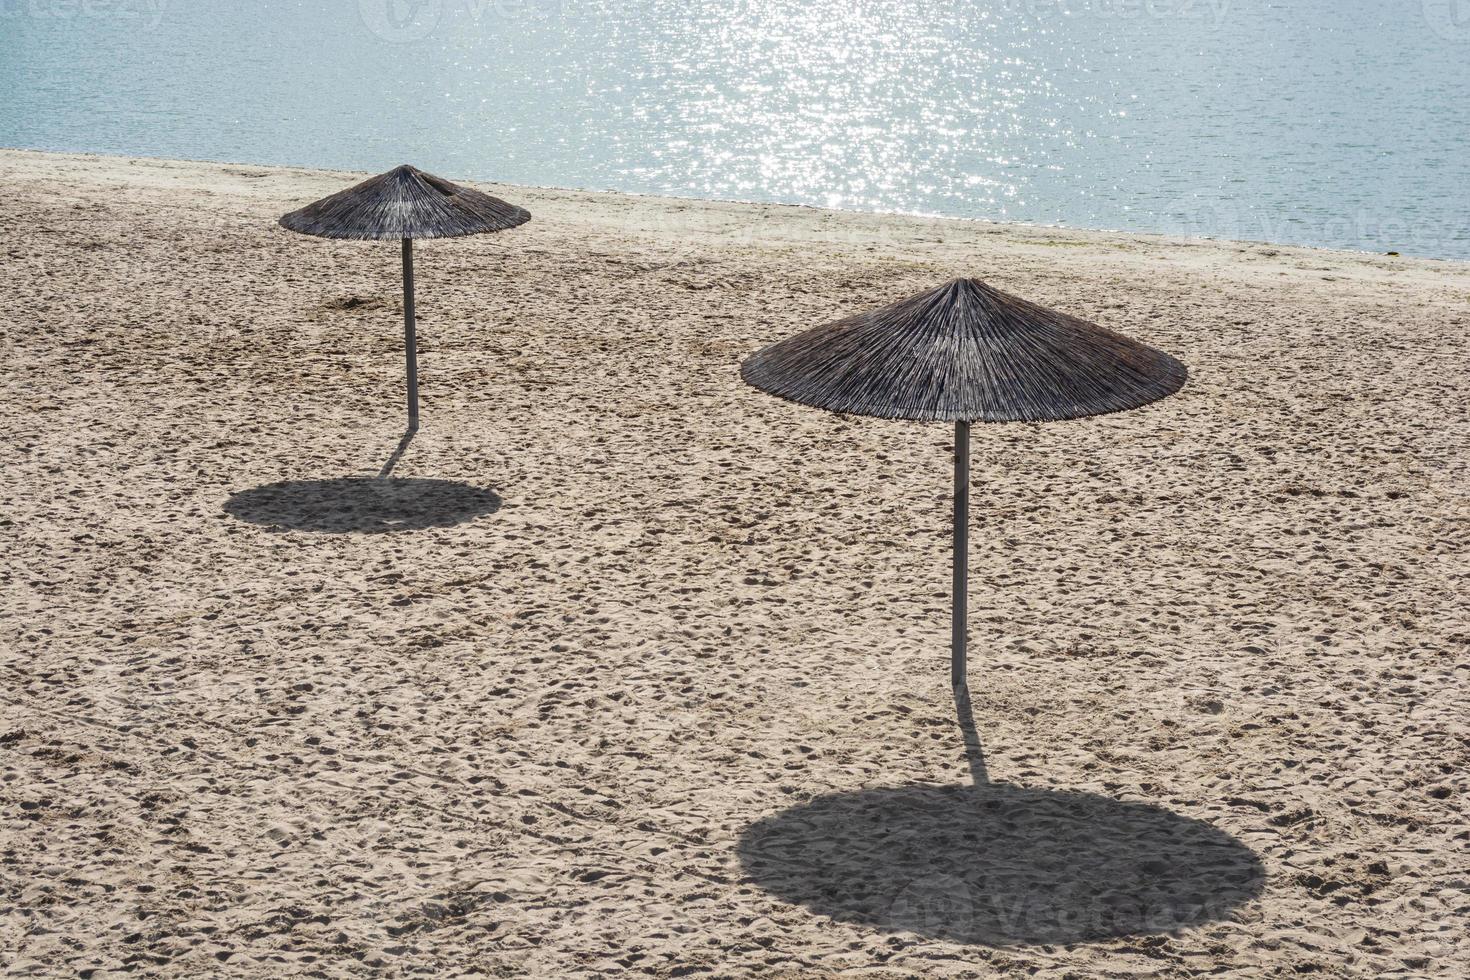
[741, 277, 1187, 693]
[279, 165, 530, 431]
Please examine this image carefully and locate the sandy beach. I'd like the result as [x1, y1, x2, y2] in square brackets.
[2, 149, 1468, 976]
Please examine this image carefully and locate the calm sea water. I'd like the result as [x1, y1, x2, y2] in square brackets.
[3, 0, 1468, 258]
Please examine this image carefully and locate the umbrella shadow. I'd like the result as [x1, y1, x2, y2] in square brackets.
[225, 477, 501, 533]
[955, 684, 989, 788]
[736, 692, 1264, 947]
[377, 428, 417, 479]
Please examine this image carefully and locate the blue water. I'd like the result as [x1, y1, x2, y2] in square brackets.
[3, 0, 1468, 258]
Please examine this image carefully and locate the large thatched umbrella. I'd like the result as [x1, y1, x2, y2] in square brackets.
[741, 277, 1187, 693]
[279, 165, 530, 431]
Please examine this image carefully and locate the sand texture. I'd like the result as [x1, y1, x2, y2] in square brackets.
[2, 149, 1468, 977]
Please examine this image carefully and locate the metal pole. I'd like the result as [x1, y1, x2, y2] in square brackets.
[402, 237, 419, 432]
[952, 420, 970, 693]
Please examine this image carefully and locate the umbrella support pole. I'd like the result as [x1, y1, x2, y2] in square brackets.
[402, 237, 420, 433]
[952, 420, 970, 694]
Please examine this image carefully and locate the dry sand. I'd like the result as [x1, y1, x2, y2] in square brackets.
[1, 149, 1468, 977]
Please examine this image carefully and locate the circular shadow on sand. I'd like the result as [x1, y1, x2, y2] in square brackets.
[737, 783, 1264, 947]
[224, 478, 501, 533]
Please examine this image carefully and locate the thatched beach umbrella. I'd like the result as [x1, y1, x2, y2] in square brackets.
[279, 165, 530, 431]
[741, 277, 1186, 693]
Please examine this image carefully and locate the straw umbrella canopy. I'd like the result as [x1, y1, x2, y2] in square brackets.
[741, 277, 1187, 693]
[279, 165, 530, 431]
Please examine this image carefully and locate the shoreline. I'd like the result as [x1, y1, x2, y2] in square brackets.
[6, 145, 1464, 268]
